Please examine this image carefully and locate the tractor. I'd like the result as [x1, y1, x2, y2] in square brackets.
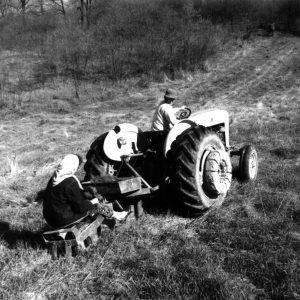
[82, 108, 258, 217]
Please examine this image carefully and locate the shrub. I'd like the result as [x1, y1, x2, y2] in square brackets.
[87, 0, 223, 80]
[0, 13, 58, 51]
[45, 23, 95, 97]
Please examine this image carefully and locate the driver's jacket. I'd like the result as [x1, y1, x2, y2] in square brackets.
[151, 103, 181, 131]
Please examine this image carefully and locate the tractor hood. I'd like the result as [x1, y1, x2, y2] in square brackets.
[164, 109, 229, 156]
[189, 109, 229, 127]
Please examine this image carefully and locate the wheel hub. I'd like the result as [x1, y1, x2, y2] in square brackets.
[107, 164, 117, 176]
[203, 150, 232, 197]
[248, 151, 258, 179]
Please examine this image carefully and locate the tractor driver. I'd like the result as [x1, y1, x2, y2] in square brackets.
[151, 89, 186, 131]
[43, 154, 127, 228]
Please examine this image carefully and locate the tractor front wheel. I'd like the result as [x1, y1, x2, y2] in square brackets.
[168, 126, 232, 217]
[239, 145, 258, 181]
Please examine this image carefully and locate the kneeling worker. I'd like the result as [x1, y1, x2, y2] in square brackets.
[151, 88, 186, 131]
[43, 154, 127, 228]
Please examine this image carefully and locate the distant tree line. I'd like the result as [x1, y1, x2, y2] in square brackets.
[0, 0, 299, 83]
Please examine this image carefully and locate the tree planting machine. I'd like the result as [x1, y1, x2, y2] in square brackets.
[82, 108, 258, 217]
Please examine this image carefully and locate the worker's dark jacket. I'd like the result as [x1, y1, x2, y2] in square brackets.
[43, 177, 94, 228]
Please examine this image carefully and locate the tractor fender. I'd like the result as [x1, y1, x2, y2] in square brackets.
[189, 109, 230, 147]
[164, 110, 230, 156]
[164, 120, 197, 157]
[103, 123, 139, 162]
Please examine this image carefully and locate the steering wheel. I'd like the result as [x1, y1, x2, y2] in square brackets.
[177, 107, 192, 120]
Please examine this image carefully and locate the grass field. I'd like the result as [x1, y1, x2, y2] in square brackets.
[0, 33, 299, 299]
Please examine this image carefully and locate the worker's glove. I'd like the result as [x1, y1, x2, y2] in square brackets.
[90, 198, 99, 205]
[93, 203, 114, 218]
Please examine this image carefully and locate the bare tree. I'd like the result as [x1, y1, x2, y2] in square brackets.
[78, 0, 92, 28]
[18, 0, 30, 24]
[0, 0, 10, 17]
[19, 0, 29, 14]
[50, 0, 66, 16]
[39, 0, 44, 14]
[28, 0, 47, 15]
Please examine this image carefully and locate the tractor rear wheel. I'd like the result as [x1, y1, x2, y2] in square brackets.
[83, 133, 120, 199]
[168, 126, 232, 217]
[84, 133, 120, 182]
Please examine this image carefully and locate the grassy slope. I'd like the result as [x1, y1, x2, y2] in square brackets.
[0, 33, 299, 299]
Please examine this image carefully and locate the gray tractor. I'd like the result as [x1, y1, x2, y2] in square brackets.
[83, 109, 258, 217]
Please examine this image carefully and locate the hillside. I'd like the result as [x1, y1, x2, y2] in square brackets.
[0, 33, 299, 299]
